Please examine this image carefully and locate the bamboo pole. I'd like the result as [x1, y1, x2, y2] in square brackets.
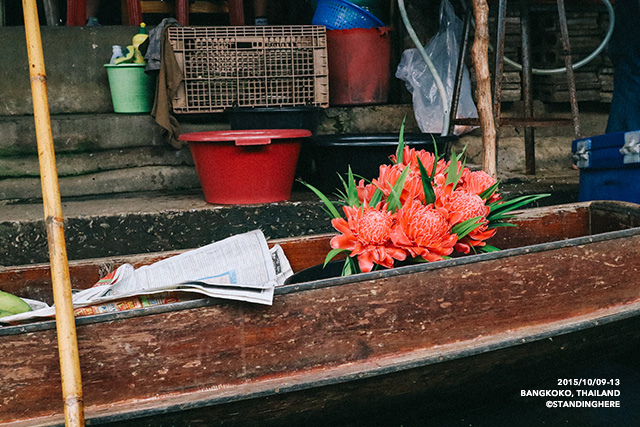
[21, 1, 85, 425]
[471, 0, 497, 179]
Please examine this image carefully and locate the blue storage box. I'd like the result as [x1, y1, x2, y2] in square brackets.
[572, 130, 640, 203]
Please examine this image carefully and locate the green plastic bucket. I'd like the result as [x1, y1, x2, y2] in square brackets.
[104, 63, 155, 113]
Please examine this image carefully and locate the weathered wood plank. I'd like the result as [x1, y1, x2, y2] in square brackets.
[0, 203, 589, 302]
[2, 202, 640, 425]
[2, 231, 640, 425]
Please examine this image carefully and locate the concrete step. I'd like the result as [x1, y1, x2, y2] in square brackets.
[0, 113, 221, 200]
[0, 104, 419, 201]
[0, 173, 579, 266]
[0, 102, 600, 201]
[0, 21, 425, 201]
[0, 192, 334, 266]
[0, 25, 593, 208]
[0, 26, 586, 267]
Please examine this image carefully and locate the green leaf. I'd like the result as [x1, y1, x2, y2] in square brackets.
[324, 248, 348, 266]
[444, 150, 464, 190]
[489, 193, 550, 215]
[459, 156, 468, 177]
[479, 181, 500, 200]
[431, 150, 439, 178]
[386, 165, 411, 212]
[334, 187, 348, 202]
[487, 221, 518, 229]
[336, 171, 347, 189]
[431, 134, 439, 160]
[487, 193, 550, 222]
[341, 257, 359, 276]
[299, 179, 342, 219]
[336, 172, 348, 194]
[368, 187, 384, 207]
[395, 116, 407, 165]
[346, 166, 360, 207]
[352, 173, 369, 183]
[335, 173, 350, 201]
[479, 244, 501, 253]
[445, 150, 458, 186]
[417, 157, 436, 205]
[451, 216, 483, 239]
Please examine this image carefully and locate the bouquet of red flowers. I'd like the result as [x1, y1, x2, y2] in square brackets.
[304, 126, 548, 276]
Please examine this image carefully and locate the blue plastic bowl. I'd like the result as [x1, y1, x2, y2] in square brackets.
[312, 0, 384, 30]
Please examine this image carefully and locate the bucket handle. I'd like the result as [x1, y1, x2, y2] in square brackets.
[235, 137, 272, 146]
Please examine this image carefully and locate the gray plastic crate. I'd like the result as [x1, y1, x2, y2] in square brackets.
[169, 25, 329, 113]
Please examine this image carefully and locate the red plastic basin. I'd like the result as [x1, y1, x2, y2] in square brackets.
[180, 129, 311, 204]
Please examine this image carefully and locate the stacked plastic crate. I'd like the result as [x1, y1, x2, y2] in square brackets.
[168, 25, 329, 113]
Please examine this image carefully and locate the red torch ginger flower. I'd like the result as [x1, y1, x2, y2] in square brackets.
[394, 147, 435, 171]
[401, 171, 427, 204]
[371, 164, 402, 197]
[445, 190, 496, 253]
[447, 190, 490, 224]
[462, 170, 501, 203]
[356, 179, 378, 204]
[390, 199, 457, 261]
[330, 205, 406, 273]
[393, 147, 449, 176]
[301, 123, 547, 277]
[371, 164, 425, 205]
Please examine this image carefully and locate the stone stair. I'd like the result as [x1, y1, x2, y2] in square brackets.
[0, 25, 423, 201]
[0, 24, 599, 266]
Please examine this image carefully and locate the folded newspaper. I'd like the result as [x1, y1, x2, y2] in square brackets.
[1, 230, 293, 323]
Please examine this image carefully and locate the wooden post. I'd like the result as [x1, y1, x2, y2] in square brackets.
[65, 0, 86, 26]
[471, 0, 497, 179]
[21, 1, 85, 425]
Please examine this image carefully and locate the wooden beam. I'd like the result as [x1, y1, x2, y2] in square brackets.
[471, 0, 497, 179]
[21, 0, 84, 424]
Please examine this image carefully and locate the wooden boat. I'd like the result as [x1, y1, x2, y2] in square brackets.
[2, 200, 640, 426]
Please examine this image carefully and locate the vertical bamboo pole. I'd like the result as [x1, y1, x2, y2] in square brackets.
[21, 1, 85, 425]
[471, 0, 497, 179]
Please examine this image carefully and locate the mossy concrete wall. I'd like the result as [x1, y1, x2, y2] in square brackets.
[0, 21, 422, 202]
[0, 25, 609, 203]
[0, 22, 597, 266]
[2, 26, 128, 115]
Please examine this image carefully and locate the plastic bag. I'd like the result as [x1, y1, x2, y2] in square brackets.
[395, 0, 478, 136]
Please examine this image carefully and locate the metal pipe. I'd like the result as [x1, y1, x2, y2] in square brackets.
[492, 0, 507, 122]
[503, 0, 615, 75]
[448, 5, 473, 136]
[519, 0, 535, 175]
[397, 0, 450, 136]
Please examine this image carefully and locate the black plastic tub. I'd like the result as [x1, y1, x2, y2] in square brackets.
[228, 107, 319, 133]
[299, 133, 457, 193]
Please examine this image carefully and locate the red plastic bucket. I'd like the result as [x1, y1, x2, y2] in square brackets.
[326, 27, 392, 106]
[180, 129, 311, 204]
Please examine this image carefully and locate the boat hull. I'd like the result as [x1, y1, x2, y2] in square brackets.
[1, 201, 640, 426]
